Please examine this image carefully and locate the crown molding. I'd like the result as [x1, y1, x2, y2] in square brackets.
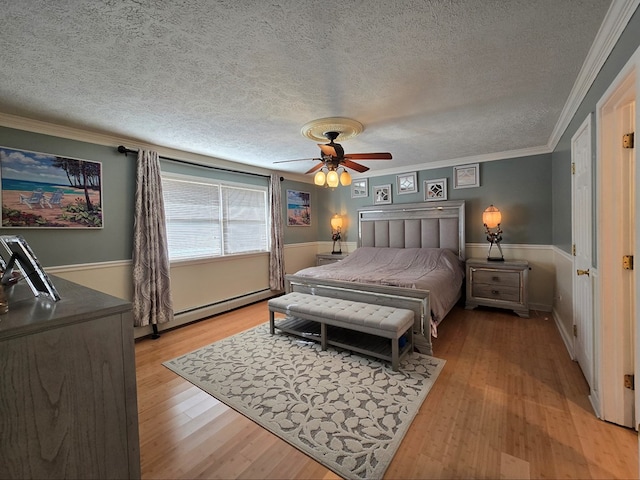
[351, 144, 552, 179]
[0, 112, 273, 177]
[548, 0, 640, 149]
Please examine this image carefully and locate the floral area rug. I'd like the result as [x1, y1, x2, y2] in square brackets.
[163, 322, 445, 480]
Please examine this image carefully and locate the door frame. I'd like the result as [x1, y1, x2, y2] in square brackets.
[595, 44, 638, 428]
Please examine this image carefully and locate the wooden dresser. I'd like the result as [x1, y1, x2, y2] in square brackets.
[465, 258, 530, 318]
[0, 276, 140, 479]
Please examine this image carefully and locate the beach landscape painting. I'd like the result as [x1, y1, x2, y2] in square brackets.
[286, 189, 310, 226]
[1, 147, 103, 228]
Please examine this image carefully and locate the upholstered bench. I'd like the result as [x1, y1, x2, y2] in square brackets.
[268, 292, 414, 370]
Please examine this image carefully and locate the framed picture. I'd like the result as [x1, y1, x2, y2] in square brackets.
[424, 178, 447, 201]
[396, 172, 417, 195]
[0, 234, 60, 300]
[453, 163, 480, 189]
[351, 178, 368, 198]
[373, 184, 392, 205]
[0, 146, 103, 228]
[286, 189, 311, 226]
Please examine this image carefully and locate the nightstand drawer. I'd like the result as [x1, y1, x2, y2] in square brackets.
[465, 258, 530, 318]
[316, 253, 349, 266]
[472, 283, 520, 303]
[471, 269, 520, 287]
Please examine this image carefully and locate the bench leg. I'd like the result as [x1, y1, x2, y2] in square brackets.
[391, 337, 399, 371]
[321, 323, 327, 350]
[269, 310, 275, 335]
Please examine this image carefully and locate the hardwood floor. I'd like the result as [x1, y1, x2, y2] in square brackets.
[135, 302, 637, 479]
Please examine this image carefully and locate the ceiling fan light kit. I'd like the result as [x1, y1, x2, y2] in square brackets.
[275, 117, 392, 188]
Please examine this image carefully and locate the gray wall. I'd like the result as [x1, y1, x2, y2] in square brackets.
[552, 7, 640, 256]
[0, 127, 135, 266]
[322, 154, 553, 246]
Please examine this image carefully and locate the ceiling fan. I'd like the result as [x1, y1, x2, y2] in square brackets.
[275, 131, 392, 187]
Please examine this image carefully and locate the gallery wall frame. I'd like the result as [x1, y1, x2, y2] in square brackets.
[453, 163, 480, 189]
[0, 146, 103, 228]
[424, 178, 448, 201]
[286, 189, 311, 226]
[396, 172, 417, 195]
[373, 184, 392, 205]
[351, 178, 368, 198]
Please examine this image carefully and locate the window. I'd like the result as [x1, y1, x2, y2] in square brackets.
[161, 173, 269, 261]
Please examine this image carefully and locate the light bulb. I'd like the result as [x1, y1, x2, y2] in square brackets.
[314, 170, 326, 186]
[340, 170, 352, 186]
[482, 205, 502, 228]
[326, 170, 339, 188]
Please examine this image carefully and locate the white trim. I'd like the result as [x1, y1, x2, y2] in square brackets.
[552, 244, 574, 263]
[0, 112, 284, 179]
[352, 145, 551, 179]
[46, 259, 131, 273]
[548, 0, 639, 150]
[595, 43, 639, 427]
[134, 289, 274, 339]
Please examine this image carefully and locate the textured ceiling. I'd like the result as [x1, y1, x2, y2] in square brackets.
[0, 1, 616, 177]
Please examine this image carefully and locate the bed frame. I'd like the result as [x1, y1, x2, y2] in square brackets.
[286, 200, 466, 355]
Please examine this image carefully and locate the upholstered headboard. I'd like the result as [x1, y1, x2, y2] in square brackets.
[358, 200, 466, 260]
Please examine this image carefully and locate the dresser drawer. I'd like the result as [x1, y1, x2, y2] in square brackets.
[471, 283, 521, 303]
[471, 269, 520, 287]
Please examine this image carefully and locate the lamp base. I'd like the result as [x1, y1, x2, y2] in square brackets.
[487, 241, 504, 262]
[331, 250, 342, 255]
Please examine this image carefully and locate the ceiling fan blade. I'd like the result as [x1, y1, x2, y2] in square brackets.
[318, 144, 337, 157]
[341, 159, 370, 173]
[305, 162, 325, 174]
[273, 157, 321, 164]
[344, 152, 392, 160]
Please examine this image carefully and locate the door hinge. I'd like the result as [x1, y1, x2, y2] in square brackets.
[573, 325, 578, 337]
[571, 162, 576, 174]
[624, 374, 634, 390]
[622, 132, 634, 149]
[572, 244, 576, 256]
[623, 255, 634, 270]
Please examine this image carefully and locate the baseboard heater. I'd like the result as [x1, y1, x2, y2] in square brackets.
[134, 288, 275, 339]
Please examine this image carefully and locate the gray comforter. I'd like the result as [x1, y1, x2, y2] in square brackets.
[294, 247, 465, 333]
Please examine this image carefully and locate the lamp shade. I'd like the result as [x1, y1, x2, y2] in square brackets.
[483, 205, 502, 228]
[326, 170, 339, 188]
[339, 169, 352, 186]
[330, 214, 343, 231]
[314, 170, 326, 186]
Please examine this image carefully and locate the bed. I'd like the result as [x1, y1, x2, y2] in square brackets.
[286, 200, 465, 355]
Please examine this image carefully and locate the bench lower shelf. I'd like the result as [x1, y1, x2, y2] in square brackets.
[273, 316, 413, 368]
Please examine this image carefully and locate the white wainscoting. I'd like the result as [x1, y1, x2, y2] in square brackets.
[48, 242, 561, 340]
[552, 247, 576, 358]
[49, 244, 322, 339]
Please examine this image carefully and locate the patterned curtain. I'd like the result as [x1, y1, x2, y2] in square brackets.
[132, 150, 174, 328]
[269, 174, 285, 291]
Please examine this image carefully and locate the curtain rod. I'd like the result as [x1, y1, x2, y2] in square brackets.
[116, 145, 273, 179]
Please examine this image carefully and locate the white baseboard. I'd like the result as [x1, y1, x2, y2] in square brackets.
[134, 289, 275, 339]
[552, 307, 575, 360]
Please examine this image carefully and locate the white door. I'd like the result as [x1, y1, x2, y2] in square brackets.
[571, 115, 594, 388]
[597, 63, 636, 428]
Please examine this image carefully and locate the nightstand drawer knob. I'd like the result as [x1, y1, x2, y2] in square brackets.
[491, 289, 500, 295]
[492, 276, 500, 282]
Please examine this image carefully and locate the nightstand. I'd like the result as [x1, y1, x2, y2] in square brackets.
[465, 258, 530, 318]
[316, 252, 349, 266]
